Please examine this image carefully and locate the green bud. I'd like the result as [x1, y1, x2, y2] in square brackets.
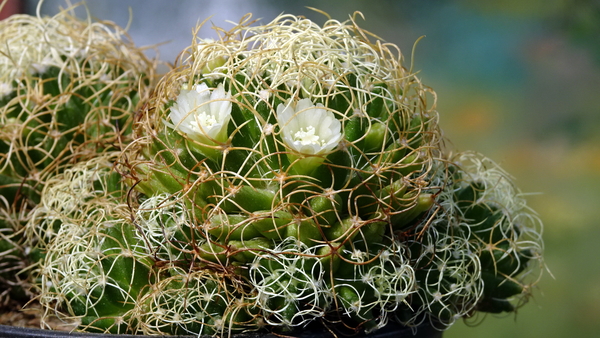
[152, 169, 186, 194]
[148, 130, 192, 175]
[329, 89, 352, 117]
[310, 148, 353, 191]
[201, 56, 227, 75]
[338, 285, 360, 310]
[479, 243, 531, 277]
[359, 179, 407, 218]
[463, 204, 507, 243]
[368, 140, 409, 183]
[337, 285, 376, 330]
[344, 116, 367, 144]
[406, 113, 431, 148]
[133, 163, 183, 196]
[80, 313, 128, 334]
[325, 217, 356, 243]
[365, 85, 387, 119]
[198, 183, 277, 213]
[355, 221, 387, 248]
[325, 216, 386, 248]
[232, 185, 278, 212]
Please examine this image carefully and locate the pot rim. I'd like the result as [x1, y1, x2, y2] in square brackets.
[0, 321, 443, 338]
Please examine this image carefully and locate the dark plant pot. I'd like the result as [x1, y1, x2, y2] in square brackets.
[0, 322, 443, 338]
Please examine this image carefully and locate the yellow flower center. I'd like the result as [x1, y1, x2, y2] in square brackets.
[293, 126, 321, 146]
[189, 111, 218, 132]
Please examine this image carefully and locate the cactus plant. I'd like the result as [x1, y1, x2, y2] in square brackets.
[0, 8, 155, 304]
[0, 9, 154, 204]
[30, 152, 150, 333]
[395, 152, 544, 328]
[122, 13, 443, 334]
[24, 11, 545, 337]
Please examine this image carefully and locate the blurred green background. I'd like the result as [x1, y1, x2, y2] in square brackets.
[17, 0, 600, 337]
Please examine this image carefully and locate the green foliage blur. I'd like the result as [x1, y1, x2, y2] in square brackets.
[31, 0, 600, 336]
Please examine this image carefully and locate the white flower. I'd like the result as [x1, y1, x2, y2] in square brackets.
[169, 83, 232, 143]
[276, 98, 342, 155]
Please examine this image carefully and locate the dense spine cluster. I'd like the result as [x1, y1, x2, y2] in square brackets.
[0, 8, 154, 303]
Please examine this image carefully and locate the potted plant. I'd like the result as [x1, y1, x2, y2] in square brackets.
[1, 6, 544, 338]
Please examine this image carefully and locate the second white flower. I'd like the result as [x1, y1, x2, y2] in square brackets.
[276, 98, 342, 156]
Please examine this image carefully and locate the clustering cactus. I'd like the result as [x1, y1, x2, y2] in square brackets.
[0, 10, 154, 204]
[0, 8, 155, 303]
[31, 152, 150, 332]
[22, 12, 545, 337]
[399, 152, 544, 327]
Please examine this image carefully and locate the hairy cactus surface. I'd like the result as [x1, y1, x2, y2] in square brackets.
[29, 152, 152, 333]
[25, 12, 545, 337]
[0, 10, 154, 204]
[124, 13, 442, 334]
[398, 152, 544, 328]
[0, 8, 155, 303]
